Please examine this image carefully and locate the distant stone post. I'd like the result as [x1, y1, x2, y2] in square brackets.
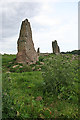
[37, 48, 40, 55]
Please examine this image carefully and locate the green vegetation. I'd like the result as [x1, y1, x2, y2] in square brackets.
[61, 49, 80, 55]
[2, 53, 79, 119]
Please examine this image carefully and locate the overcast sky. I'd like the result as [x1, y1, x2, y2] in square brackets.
[0, 0, 79, 54]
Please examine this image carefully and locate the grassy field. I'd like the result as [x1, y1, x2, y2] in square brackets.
[2, 53, 79, 119]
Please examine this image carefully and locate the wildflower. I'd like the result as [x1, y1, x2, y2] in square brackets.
[50, 111, 52, 114]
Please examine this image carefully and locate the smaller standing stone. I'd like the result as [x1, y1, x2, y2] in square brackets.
[52, 40, 60, 54]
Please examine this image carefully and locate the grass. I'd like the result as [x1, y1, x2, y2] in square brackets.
[2, 54, 16, 73]
[2, 53, 79, 119]
[2, 71, 44, 119]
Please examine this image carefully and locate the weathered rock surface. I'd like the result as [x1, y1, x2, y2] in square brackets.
[52, 40, 60, 54]
[16, 19, 38, 64]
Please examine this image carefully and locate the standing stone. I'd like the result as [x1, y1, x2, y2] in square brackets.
[52, 40, 60, 54]
[16, 19, 38, 64]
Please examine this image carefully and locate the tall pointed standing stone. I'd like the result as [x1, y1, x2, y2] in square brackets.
[52, 40, 60, 54]
[16, 19, 38, 64]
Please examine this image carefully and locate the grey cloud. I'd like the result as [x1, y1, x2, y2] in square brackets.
[1, 2, 41, 40]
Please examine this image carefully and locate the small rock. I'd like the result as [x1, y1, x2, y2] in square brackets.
[36, 96, 42, 101]
[12, 65, 19, 68]
[32, 66, 35, 70]
[40, 62, 44, 65]
[19, 66, 23, 68]
[37, 68, 41, 71]
[6, 71, 11, 73]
